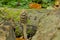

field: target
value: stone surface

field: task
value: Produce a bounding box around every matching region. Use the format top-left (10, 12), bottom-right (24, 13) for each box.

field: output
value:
top-left (31, 9), bottom-right (60, 40)
top-left (0, 23), bottom-right (16, 40)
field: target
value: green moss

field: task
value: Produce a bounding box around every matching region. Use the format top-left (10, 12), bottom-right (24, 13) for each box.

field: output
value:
top-left (0, 7), bottom-right (33, 24)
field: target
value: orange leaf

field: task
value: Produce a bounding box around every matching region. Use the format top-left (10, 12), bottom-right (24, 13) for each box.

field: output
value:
top-left (16, 36), bottom-right (25, 40)
top-left (29, 3), bottom-right (41, 9)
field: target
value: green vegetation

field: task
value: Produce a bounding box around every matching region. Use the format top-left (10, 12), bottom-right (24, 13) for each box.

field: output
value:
top-left (33, 0), bottom-right (55, 8)
top-left (0, 0), bottom-right (55, 8)
top-left (0, 0), bottom-right (32, 8)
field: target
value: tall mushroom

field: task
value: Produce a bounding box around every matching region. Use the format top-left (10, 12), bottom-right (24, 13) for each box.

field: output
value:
top-left (20, 10), bottom-right (28, 40)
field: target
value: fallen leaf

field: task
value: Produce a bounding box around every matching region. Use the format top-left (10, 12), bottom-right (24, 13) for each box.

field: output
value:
top-left (29, 3), bottom-right (42, 9)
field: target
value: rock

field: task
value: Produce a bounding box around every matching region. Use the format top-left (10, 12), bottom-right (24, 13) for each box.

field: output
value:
top-left (31, 10), bottom-right (60, 40)
top-left (0, 23), bottom-right (16, 40)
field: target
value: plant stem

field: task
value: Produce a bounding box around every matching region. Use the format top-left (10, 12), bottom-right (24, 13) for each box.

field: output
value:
top-left (23, 24), bottom-right (28, 40)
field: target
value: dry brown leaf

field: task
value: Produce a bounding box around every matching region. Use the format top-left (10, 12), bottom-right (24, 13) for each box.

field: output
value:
top-left (29, 3), bottom-right (41, 9)
top-left (16, 36), bottom-right (25, 40)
